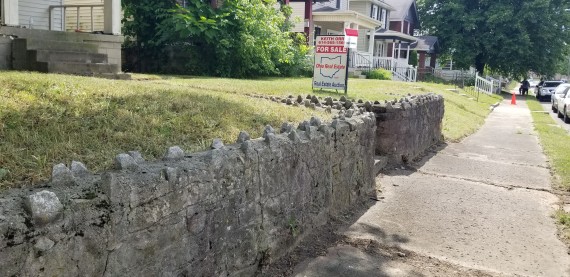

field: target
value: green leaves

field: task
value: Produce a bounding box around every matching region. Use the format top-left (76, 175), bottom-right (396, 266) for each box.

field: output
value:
top-left (418, 0), bottom-right (570, 77)
top-left (123, 0), bottom-right (308, 77)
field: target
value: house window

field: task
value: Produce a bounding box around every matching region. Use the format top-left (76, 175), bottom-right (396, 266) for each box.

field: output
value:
top-left (380, 9), bottom-right (387, 29)
top-left (371, 5), bottom-right (379, 20)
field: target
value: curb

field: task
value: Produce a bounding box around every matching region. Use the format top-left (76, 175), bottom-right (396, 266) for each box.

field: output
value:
top-left (489, 101), bottom-right (501, 112)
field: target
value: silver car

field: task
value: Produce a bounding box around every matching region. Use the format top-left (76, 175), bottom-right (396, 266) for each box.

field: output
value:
top-left (556, 89), bottom-right (570, 123)
top-left (551, 84), bottom-right (570, 112)
top-left (536, 81), bottom-right (563, 100)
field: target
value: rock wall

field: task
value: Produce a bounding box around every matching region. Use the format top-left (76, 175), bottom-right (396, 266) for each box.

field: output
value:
top-left (0, 112), bottom-right (377, 276)
top-left (371, 94), bottom-right (445, 164)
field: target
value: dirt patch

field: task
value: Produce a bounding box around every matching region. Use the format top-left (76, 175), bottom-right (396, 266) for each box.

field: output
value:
top-left (255, 200), bottom-right (373, 277)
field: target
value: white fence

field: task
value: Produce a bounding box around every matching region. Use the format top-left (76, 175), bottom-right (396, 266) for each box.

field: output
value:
top-left (475, 73), bottom-right (496, 94)
top-left (372, 57), bottom-right (417, 82)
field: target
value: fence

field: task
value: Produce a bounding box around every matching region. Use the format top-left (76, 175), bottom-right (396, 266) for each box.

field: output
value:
top-left (49, 4), bottom-right (104, 32)
top-left (371, 56), bottom-right (417, 82)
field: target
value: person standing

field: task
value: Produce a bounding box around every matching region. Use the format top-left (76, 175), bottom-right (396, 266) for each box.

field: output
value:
top-left (521, 79), bottom-right (530, 95)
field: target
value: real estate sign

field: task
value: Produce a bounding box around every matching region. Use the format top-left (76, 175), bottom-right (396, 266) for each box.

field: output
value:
top-left (312, 36), bottom-right (348, 90)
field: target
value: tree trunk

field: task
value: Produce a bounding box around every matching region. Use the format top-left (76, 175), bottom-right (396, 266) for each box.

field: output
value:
top-left (475, 54), bottom-right (485, 75)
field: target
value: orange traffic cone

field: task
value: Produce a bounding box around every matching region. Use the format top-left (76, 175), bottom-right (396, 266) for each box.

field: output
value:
top-left (511, 92), bottom-right (517, 105)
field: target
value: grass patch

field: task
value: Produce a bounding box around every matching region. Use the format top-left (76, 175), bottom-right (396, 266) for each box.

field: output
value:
top-left (526, 98), bottom-right (570, 189)
top-left (153, 75), bottom-right (502, 141)
top-left (555, 209), bottom-right (570, 240)
top-left (0, 72), bottom-right (501, 189)
top-left (0, 72), bottom-right (330, 190)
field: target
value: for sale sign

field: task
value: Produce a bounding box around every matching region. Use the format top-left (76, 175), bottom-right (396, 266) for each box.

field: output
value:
top-left (312, 36), bottom-right (348, 90)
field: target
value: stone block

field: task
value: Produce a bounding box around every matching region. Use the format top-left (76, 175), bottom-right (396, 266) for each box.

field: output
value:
top-left (24, 190), bottom-right (63, 226)
top-left (51, 163), bottom-right (75, 186)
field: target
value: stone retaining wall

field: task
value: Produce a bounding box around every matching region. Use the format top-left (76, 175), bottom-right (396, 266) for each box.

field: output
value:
top-left (0, 112), bottom-right (377, 276)
top-left (371, 94), bottom-right (445, 164)
top-left (0, 92), bottom-right (445, 276)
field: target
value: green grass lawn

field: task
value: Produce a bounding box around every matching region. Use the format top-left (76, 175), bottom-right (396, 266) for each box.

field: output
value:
top-left (526, 98), bottom-right (570, 190)
top-left (154, 75), bottom-right (502, 141)
top-left (0, 72), bottom-right (501, 190)
top-left (525, 98), bottom-right (570, 237)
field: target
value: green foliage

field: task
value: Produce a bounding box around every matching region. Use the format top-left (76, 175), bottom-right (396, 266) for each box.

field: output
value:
top-left (153, 0), bottom-right (310, 78)
top-left (122, 0), bottom-right (178, 70)
top-left (409, 50), bottom-right (418, 67)
top-left (418, 0), bottom-right (570, 77)
top-left (557, 210), bottom-right (570, 226)
top-left (365, 69), bottom-right (392, 80)
top-left (288, 216), bottom-right (299, 237)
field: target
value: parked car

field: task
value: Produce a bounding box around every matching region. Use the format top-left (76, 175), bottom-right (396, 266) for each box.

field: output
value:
top-left (536, 81), bottom-right (563, 100)
top-left (551, 84), bottom-right (570, 112)
top-left (557, 90), bottom-right (570, 123)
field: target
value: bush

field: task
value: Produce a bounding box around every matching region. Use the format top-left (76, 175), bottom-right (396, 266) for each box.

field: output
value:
top-left (365, 69), bottom-right (392, 80)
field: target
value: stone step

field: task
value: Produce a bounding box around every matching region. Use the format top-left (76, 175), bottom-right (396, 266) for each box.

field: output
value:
top-left (14, 38), bottom-right (99, 53)
top-left (30, 50), bottom-right (107, 64)
top-left (44, 62), bottom-right (120, 75)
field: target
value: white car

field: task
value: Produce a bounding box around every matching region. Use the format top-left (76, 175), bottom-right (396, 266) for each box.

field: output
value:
top-left (556, 90), bottom-right (570, 123)
top-left (551, 84), bottom-right (570, 112)
top-left (536, 81), bottom-right (563, 100)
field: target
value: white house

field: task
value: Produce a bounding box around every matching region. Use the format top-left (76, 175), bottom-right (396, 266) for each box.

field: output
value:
top-left (289, 0), bottom-right (421, 81)
top-left (0, 0), bottom-right (123, 76)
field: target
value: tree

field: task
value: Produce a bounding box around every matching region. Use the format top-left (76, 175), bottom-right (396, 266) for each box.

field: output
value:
top-left (125, 0), bottom-right (309, 77)
top-left (418, 0), bottom-right (570, 78)
top-left (122, 0), bottom-right (178, 71)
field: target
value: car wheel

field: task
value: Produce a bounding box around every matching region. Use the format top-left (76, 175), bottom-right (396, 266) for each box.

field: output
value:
top-left (558, 109), bottom-right (564, 118)
top-left (565, 107), bottom-right (570, 123)
top-left (552, 104), bottom-right (557, 112)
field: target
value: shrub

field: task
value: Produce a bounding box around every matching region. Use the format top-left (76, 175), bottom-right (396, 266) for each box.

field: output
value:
top-left (365, 69), bottom-right (392, 80)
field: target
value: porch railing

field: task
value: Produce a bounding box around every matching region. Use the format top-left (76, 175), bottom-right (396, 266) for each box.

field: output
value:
top-left (49, 4), bottom-right (104, 32)
top-left (349, 50), bottom-right (372, 69)
top-left (372, 57), bottom-right (417, 82)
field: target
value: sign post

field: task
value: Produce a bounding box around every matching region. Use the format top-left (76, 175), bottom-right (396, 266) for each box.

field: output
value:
top-left (311, 28), bottom-right (358, 94)
top-left (343, 28), bottom-right (358, 95)
top-left (312, 36), bottom-right (348, 91)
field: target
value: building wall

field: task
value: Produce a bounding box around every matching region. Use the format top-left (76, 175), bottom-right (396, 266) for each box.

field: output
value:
top-left (350, 1), bottom-right (367, 15)
top-left (19, 0), bottom-right (62, 30)
top-left (289, 1), bottom-right (305, 33)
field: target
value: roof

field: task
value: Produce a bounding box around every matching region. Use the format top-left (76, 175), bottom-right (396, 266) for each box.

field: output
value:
top-left (313, 10), bottom-right (383, 30)
top-left (383, 0), bottom-right (418, 22)
top-left (374, 29), bottom-right (417, 43)
top-left (313, 6), bottom-right (338, 12)
top-left (411, 36), bottom-right (439, 53)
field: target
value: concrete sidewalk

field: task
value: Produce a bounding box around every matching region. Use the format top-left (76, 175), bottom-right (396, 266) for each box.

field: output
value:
top-left (293, 99), bottom-right (570, 276)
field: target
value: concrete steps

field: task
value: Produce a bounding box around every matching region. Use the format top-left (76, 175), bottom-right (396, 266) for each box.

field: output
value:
top-left (30, 50), bottom-right (108, 64)
top-left (14, 38), bottom-right (99, 53)
top-left (12, 37), bottom-right (119, 75)
top-left (45, 62), bottom-right (120, 75)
